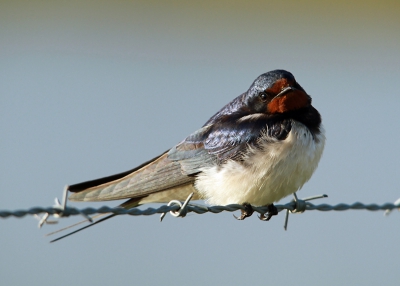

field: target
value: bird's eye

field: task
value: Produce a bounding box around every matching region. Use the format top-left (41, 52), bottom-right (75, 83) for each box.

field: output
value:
top-left (258, 91), bottom-right (269, 101)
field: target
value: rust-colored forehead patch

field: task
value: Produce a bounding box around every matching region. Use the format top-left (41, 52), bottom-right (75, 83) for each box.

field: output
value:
top-left (266, 78), bottom-right (291, 94)
top-left (267, 89), bottom-right (309, 114)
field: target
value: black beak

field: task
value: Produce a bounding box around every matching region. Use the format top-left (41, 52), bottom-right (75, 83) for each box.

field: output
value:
top-left (274, 86), bottom-right (294, 98)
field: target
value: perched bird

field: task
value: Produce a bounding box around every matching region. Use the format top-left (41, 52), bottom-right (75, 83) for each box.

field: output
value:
top-left (51, 69), bottom-right (325, 242)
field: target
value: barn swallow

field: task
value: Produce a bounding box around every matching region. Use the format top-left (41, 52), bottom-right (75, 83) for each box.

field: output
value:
top-left (51, 70), bottom-right (325, 242)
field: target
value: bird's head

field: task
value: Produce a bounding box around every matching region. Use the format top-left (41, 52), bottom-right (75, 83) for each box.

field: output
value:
top-left (245, 70), bottom-right (311, 115)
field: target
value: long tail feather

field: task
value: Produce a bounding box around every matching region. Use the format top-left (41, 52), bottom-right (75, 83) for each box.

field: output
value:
top-left (49, 214), bottom-right (116, 243)
top-left (47, 198), bottom-right (142, 243)
top-left (45, 213), bottom-right (108, 237)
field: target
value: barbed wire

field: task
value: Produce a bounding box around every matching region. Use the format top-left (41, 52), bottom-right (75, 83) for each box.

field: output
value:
top-left (1, 191), bottom-right (399, 228)
top-left (2, 199), bottom-right (400, 219)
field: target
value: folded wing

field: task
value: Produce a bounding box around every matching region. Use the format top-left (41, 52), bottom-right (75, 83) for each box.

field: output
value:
top-left (68, 152), bottom-right (194, 202)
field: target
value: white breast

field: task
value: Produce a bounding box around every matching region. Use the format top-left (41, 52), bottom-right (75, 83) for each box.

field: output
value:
top-left (195, 121), bottom-right (325, 206)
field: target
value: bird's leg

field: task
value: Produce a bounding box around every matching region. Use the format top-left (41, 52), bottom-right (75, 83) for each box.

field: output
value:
top-left (234, 203), bottom-right (254, 220)
top-left (259, 204), bottom-right (278, 221)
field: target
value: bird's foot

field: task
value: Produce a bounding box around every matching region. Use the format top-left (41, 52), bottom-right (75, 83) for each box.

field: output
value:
top-left (258, 204), bottom-right (278, 221)
top-left (233, 203), bottom-right (254, 220)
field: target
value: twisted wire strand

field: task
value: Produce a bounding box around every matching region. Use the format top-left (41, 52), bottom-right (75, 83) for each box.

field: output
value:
top-left (1, 201), bottom-right (399, 219)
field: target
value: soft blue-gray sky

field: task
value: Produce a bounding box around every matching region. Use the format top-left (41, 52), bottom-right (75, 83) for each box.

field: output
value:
top-left (1, 1), bottom-right (399, 285)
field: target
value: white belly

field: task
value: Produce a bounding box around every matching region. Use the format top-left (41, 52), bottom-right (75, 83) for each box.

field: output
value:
top-left (195, 121), bottom-right (325, 206)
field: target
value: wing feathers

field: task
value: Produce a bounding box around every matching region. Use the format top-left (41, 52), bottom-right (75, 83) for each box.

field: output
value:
top-left (68, 115), bottom-right (291, 203)
top-left (69, 153), bottom-right (194, 202)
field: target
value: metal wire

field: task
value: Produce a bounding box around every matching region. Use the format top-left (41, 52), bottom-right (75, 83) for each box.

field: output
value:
top-left (1, 190), bottom-right (399, 237)
top-left (1, 198), bottom-right (399, 219)
top-left (1, 183), bottom-right (399, 234)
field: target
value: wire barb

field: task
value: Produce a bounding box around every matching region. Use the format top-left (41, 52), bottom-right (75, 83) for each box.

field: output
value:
top-left (160, 192), bottom-right (194, 221)
top-left (283, 193), bottom-right (328, 230)
top-left (33, 213), bottom-right (58, 228)
top-left (36, 186), bottom-right (93, 228)
top-left (384, 197), bottom-right (400, 216)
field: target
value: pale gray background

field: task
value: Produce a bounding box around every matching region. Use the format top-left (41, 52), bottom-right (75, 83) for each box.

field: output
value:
top-left (1, 1), bottom-right (399, 285)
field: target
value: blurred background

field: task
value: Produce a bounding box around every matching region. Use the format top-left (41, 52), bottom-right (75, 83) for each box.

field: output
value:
top-left (1, 0), bottom-right (399, 285)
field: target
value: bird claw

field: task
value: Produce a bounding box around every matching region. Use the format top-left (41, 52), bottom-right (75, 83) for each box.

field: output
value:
top-left (233, 203), bottom-right (254, 220)
top-left (258, 204), bottom-right (278, 221)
